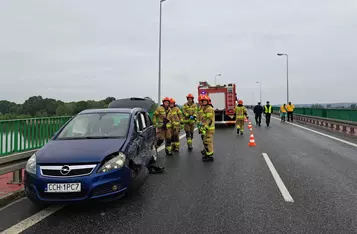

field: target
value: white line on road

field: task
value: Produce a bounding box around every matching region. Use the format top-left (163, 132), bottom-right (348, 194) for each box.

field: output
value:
top-left (1, 205), bottom-right (65, 234)
top-left (271, 116), bottom-right (357, 148)
top-left (262, 153), bottom-right (294, 203)
top-left (1, 129), bottom-right (196, 234)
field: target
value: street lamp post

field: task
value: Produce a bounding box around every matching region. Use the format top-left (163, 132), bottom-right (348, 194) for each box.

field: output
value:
top-left (215, 74), bottom-right (221, 85)
top-left (256, 81), bottom-right (262, 103)
top-left (277, 53), bottom-right (289, 104)
top-left (158, 0), bottom-right (167, 104)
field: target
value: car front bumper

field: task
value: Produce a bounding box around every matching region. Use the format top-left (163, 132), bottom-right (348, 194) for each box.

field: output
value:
top-left (24, 166), bottom-right (132, 203)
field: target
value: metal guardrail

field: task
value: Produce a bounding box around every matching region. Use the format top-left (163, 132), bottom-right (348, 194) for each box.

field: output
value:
top-left (293, 114), bottom-right (357, 136)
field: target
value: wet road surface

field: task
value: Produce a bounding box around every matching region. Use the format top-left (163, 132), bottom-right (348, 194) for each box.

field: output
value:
top-left (1, 112), bottom-right (357, 234)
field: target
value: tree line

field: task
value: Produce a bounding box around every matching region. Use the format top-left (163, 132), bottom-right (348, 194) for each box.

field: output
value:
top-left (0, 96), bottom-right (118, 120)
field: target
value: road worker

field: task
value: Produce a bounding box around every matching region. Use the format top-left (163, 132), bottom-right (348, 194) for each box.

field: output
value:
top-left (235, 100), bottom-right (248, 135)
top-left (200, 95), bottom-right (215, 161)
top-left (264, 101), bottom-right (272, 127)
top-left (169, 98), bottom-right (182, 152)
top-left (286, 102), bottom-right (295, 122)
top-left (153, 97), bottom-right (173, 156)
top-left (253, 102), bottom-right (263, 126)
top-left (280, 103), bottom-right (287, 122)
top-left (182, 94), bottom-right (197, 150)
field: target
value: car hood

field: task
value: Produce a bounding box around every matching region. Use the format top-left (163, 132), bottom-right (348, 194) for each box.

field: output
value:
top-left (36, 138), bottom-right (126, 164)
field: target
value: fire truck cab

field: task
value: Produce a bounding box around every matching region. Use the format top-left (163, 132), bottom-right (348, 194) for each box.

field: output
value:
top-left (198, 81), bottom-right (237, 126)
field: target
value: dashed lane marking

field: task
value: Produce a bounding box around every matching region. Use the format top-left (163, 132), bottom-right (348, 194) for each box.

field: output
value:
top-left (262, 153), bottom-right (294, 203)
top-left (271, 116), bottom-right (357, 148)
top-left (1, 129), bottom-right (197, 234)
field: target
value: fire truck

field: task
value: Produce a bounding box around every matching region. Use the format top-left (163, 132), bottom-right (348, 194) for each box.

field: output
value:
top-left (198, 81), bottom-right (237, 126)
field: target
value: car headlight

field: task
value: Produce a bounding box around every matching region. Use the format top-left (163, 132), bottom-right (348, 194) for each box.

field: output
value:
top-left (25, 153), bottom-right (37, 174)
top-left (98, 152), bottom-right (126, 174)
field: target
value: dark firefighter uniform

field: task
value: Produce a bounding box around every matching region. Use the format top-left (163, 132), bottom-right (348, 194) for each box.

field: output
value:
top-left (200, 95), bottom-right (215, 161)
top-left (182, 94), bottom-right (197, 150)
top-left (235, 100), bottom-right (248, 135)
top-left (153, 97), bottom-right (173, 155)
top-left (169, 98), bottom-right (182, 152)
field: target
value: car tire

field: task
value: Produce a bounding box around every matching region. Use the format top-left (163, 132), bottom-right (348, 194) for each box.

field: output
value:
top-left (126, 164), bottom-right (149, 196)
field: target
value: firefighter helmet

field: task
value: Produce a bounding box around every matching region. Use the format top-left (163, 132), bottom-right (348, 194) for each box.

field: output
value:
top-left (201, 95), bottom-right (209, 101)
top-left (170, 98), bottom-right (176, 104)
top-left (238, 100), bottom-right (243, 104)
top-left (186, 94), bottom-right (194, 99)
top-left (162, 97), bottom-right (170, 103)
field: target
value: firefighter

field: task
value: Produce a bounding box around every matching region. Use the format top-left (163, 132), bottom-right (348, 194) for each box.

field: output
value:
top-left (169, 98), bottom-right (182, 152)
top-left (235, 100), bottom-right (248, 135)
top-left (197, 94), bottom-right (205, 154)
top-left (153, 97), bottom-right (173, 156)
top-left (182, 94), bottom-right (197, 150)
top-left (200, 95), bottom-right (215, 161)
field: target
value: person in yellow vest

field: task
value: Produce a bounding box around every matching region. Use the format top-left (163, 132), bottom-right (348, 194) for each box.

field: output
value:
top-left (169, 98), bottom-right (182, 152)
top-left (286, 102), bottom-right (295, 122)
top-left (200, 95), bottom-right (215, 161)
top-left (264, 101), bottom-right (272, 127)
top-left (182, 94), bottom-right (197, 150)
top-left (153, 97), bottom-right (173, 156)
top-left (280, 103), bottom-right (287, 122)
top-left (235, 99), bottom-right (248, 135)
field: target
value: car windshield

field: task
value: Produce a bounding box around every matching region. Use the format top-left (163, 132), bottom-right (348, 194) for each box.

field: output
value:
top-left (56, 112), bottom-right (130, 139)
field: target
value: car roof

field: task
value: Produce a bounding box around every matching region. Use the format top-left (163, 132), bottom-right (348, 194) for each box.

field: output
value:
top-left (108, 97), bottom-right (155, 111)
top-left (78, 108), bottom-right (134, 115)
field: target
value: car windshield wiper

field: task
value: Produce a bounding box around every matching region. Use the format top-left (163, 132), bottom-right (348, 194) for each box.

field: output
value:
top-left (56, 136), bottom-right (123, 140)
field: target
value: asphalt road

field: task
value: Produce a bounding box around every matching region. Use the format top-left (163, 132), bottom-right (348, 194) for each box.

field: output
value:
top-left (1, 112), bottom-right (357, 234)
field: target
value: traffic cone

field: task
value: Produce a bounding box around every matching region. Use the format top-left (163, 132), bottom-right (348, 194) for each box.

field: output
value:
top-left (248, 131), bottom-right (256, 147)
top-left (248, 121), bottom-right (252, 130)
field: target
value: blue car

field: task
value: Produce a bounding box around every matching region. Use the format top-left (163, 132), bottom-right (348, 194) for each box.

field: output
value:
top-left (24, 99), bottom-right (163, 204)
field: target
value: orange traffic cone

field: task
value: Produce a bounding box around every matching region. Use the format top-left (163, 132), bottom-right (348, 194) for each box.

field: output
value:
top-left (248, 121), bottom-right (252, 130)
top-left (248, 131), bottom-right (256, 147)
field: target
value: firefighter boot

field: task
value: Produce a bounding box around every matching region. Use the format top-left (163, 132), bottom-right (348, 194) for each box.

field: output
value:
top-left (202, 155), bottom-right (214, 162)
top-left (236, 128), bottom-right (240, 135)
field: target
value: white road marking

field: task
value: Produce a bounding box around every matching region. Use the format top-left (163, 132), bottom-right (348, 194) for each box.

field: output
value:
top-left (262, 153), bottom-right (294, 203)
top-left (1, 129), bottom-right (196, 234)
top-left (0, 197), bottom-right (27, 212)
top-left (1, 205), bottom-right (65, 234)
top-left (271, 116), bottom-right (357, 148)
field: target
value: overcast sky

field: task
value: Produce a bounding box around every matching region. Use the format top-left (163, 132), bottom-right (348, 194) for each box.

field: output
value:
top-left (0, 0), bottom-right (356, 105)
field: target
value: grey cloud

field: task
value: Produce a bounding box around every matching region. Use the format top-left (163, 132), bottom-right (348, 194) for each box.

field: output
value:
top-left (0, 0), bottom-right (356, 105)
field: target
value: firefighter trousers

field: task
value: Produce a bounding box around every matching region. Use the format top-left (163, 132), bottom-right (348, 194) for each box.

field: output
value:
top-left (156, 128), bottom-right (172, 153)
top-left (184, 123), bottom-right (195, 146)
top-left (236, 119), bottom-right (245, 132)
top-left (171, 126), bottom-right (181, 150)
top-left (203, 130), bottom-right (214, 156)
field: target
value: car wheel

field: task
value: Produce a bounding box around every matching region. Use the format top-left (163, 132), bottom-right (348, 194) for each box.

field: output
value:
top-left (126, 164), bottom-right (149, 196)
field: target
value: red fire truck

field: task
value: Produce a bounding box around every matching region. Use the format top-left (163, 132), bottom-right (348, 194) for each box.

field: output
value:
top-left (198, 81), bottom-right (237, 126)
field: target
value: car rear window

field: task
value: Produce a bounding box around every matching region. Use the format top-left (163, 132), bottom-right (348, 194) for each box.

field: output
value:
top-left (56, 113), bottom-right (131, 139)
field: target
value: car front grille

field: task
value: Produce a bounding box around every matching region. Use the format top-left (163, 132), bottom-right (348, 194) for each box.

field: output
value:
top-left (40, 164), bottom-right (97, 178)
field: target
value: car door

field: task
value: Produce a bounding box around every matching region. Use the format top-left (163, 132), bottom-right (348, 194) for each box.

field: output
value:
top-left (138, 111), bottom-right (152, 165)
top-left (131, 112), bottom-right (145, 164)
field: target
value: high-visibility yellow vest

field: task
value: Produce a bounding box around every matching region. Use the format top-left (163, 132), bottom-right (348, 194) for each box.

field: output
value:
top-left (286, 104), bottom-right (294, 112)
top-left (280, 105), bottom-right (287, 113)
top-left (264, 105), bottom-right (272, 114)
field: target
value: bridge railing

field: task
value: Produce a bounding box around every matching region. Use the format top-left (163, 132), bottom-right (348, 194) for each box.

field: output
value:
top-left (0, 116), bottom-right (72, 156)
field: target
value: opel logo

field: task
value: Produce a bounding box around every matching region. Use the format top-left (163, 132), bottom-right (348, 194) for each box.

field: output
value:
top-left (60, 165), bottom-right (71, 175)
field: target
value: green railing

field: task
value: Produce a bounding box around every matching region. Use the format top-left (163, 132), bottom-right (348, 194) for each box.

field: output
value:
top-left (0, 116), bottom-right (72, 156)
top-left (272, 107), bottom-right (357, 122)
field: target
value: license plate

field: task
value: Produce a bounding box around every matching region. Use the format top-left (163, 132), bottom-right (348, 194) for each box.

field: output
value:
top-left (46, 183), bottom-right (81, 193)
